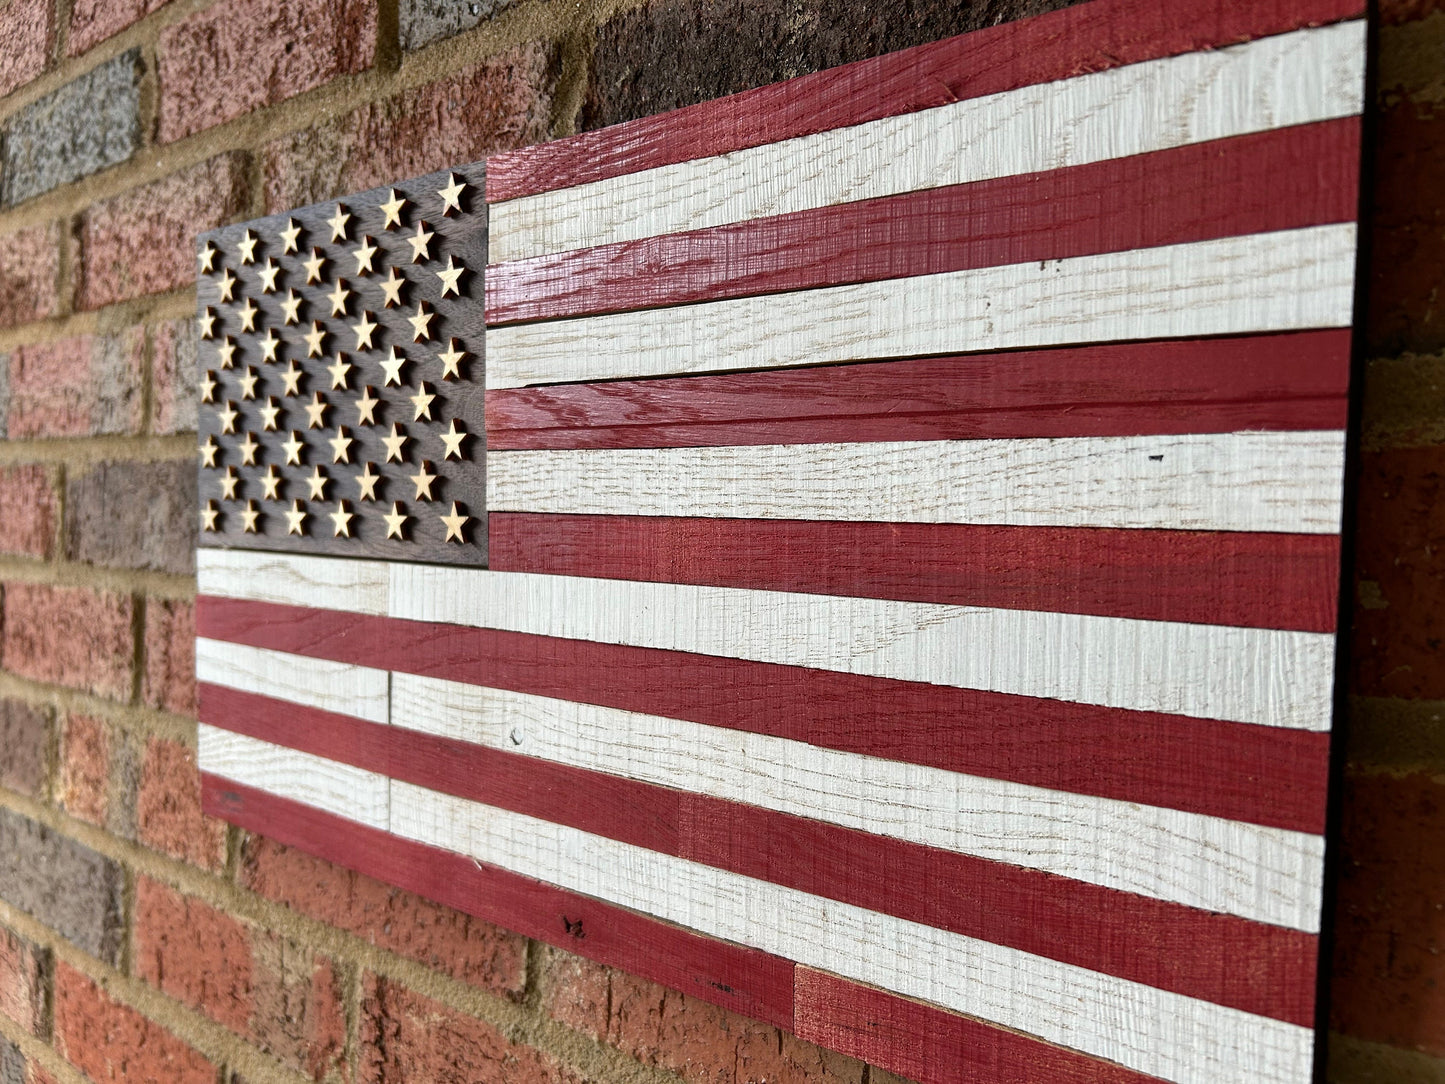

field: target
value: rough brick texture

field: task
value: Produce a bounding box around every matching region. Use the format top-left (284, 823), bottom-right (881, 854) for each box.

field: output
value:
top-left (0, 928), bottom-right (47, 1037)
top-left (0, 700), bottom-right (49, 798)
top-left (0, 808), bottom-right (123, 962)
top-left (157, 0), bottom-right (379, 143)
top-left (149, 318), bottom-right (199, 436)
top-left (0, 1040), bottom-right (21, 1084)
top-left (77, 153), bottom-right (250, 310)
top-left (2, 583), bottom-right (134, 701)
top-left (0, 51), bottom-right (142, 207)
top-left (65, 460), bottom-right (197, 575)
top-left (6, 332), bottom-right (144, 439)
top-left (0, 223), bottom-right (60, 330)
top-left (67, 0), bottom-right (167, 56)
top-left (136, 737), bottom-right (225, 871)
top-left (401, 0), bottom-right (514, 51)
top-left (263, 43), bottom-right (556, 211)
top-left (58, 715), bottom-right (110, 829)
top-left (0, 0), bottom-right (52, 99)
top-left (141, 600), bottom-right (196, 716)
top-left (0, 465), bottom-right (55, 558)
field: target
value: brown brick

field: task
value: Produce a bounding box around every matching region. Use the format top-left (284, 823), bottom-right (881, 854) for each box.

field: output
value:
top-left (58, 714), bottom-right (109, 829)
top-left (0, 466), bottom-right (56, 558)
top-left (53, 960), bottom-right (217, 1084)
top-left (77, 153), bottom-right (249, 311)
top-left (0, 0), bottom-right (52, 99)
top-left (68, 0), bottom-right (167, 56)
top-left (157, 0), bottom-right (378, 144)
top-left (241, 836), bottom-right (526, 995)
top-left (0, 808), bottom-right (123, 962)
top-left (361, 975), bottom-right (582, 1084)
top-left (137, 738), bottom-right (226, 872)
top-left (2, 583), bottom-right (134, 701)
top-left (7, 332), bottom-right (144, 439)
top-left (0, 223), bottom-right (59, 330)
top-left (0, 928), bottom-right (47, 1037)
top-left (142, 600), bottom-right (196, 717)
top-left (150, 318), bottom-right (199, 436)
top-left (0, 700), bottom-right (50, 798)
top-left (65, 459), bottom-right (196, 575)
top-left (263, 44), bottom-right (555, 211)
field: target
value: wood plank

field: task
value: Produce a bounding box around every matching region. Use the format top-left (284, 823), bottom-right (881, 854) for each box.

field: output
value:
top-left (197, 548), bottom-right (390, 615)
top-left (487, 515), bottom-right (1342, 632)
top-left (486, 431), bottom-right (1347, 535)
top-left (196, 598), bottom-right (1332, 833)
top-left (486, 122), bottom-right (1359, 323)
top-left (485, 0), bottom-right (1364, 202)
top-left (196, 637), bottom-right (390, 723)
top-left (199, 680), bottom-right (1319, 1023)
top-left (201, 774), bottom-right (798, 1029)
top-left (485, 226), bottom-right (1358, 388)
top-left (487, 25), bottom-right (1364, 263)
top-left (484, 332), bottom-right (1352, 449)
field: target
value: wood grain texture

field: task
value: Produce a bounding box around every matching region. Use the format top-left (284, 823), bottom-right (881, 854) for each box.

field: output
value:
top-left (196, 597), bottom-right (1332, 834)
top-left (196, 637), bottom-right (390, 723)
top-left (198, 680), bottom-right (1319, 1023)
top-left (487, 24), bottom-right (1364, 263)
top-left (198, 549), bottom-right (390, 614)
top-left (486, 122), bottom-right (1359, 323)
top-left (484, 332), bottom-right (1352, 450)
top-left (484, 0), bottom-right (1364, 202)
top-left (487, 515), bottom-right (1342, 632)
top-left (485, 226), bottom-right (1357, 388)
top-left (486, 432), bottom-right (1347, 535)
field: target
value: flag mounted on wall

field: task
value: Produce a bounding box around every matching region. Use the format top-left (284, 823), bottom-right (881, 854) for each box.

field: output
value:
top-left (194, 0), bottom-right (1368, 1080)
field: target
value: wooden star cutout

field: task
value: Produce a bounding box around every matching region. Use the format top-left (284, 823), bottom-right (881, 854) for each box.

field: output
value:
top-left (351, 311), bottom-right (378, 351)
top-left (330, 500), bottom-right (356, 538)
top-left (237, 367), bottom-right (260, 399)
top-left (259, 465), bottom-right (283, 500)
top-left (280, 218), bottom-right (303, 255)
top-left (410, 382), bottom-right (436, 422)
top-left (381, 423), bottom-right (408, 463)
top-left (379, 267), bottom-right (406, 308)
top-left (219, 465), bottom-right (241, 500)
top-left (327, 355), bottom-right (353, 390)
top-left (200, 371), bottom-right (218, 404)
top-left (304, 321), bottom-right (328, 358)
top-left (216, 337), bottom-right (238, 369)
top-left (216, 401), bottom-right (240, 435)
top-left (199, 436), bottom-right (220, 467)
top-left (258, 257), bottom-right (282, 293)
top-left (327, 279), bottom-right (351, 317)
top-left (435, 256), bottom-right (464, 298)
top-left (380, 189), bottom-right (408, 230)
top-left (304, 391), bottom-right (329, 429)
top-left (437, 340), bottom-right (467, 381)
top-left (259, 329), bottom-right (282, 363)
top-left (198, 308), bottom-right (218, 339)
top-left (438, 418), bottom-right (468, 461)
top-left (379, 347), bottom-right (406, 386)
top-left (329, 427), bottom-right (355, 464)
top-left (258, 397), bottom-right (282, 431)
top-left (327, 204), bottom-right (351, 242)
top-left (240, 500), bottom-right (261, 533)
top-left (303, 248), bottom-right (327, 284)
top-left (407, 301), bottom-right (435, 342)
top-left (237, 229), bottom-right (259, 264)
top-left (409, 460), bottom-right (438, 500)
top-left (353, 236), bottom-right (379, 276)
top-left (355, 462), bottom-right (381, 501)
top-left (237, 298), bottom-right (259, 333)
top-left (383, 502), bottom-right (410, 540)
top-left (354, 385), bottom-right (381, 425)
top-left (407, 221), bottom-right (434, 263)
top-left (437, 173), bottom-right (466, 216)
top-left (280, 289), bottom-right (303, 325)
top-left (200, 500), bottom-right (220, 532)
top-left (198, 242), bottom-right (220, 273)
top-left (237, 432), bottom-right (261, 466)
top-left (282, 431), bottom-right (306, 466)
top-left (285, 500), bottom-right (308, 536)
top-left (305, 465), bottom-right (330, 500)
top-left (217, 268), bottom-right (238, 302)
top-left (280, 361), bottom-right (304, 397)
top-left (440, 502), bottom-right (470, 543)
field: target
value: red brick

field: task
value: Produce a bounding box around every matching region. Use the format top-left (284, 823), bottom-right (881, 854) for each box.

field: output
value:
top-left (1332, 770), bottom-right (1445, 1056)
top-left (361, 975), bottom-right (582, 1084)
top-left (0, 0), bottom-right (52, 99)
top-left (28, 1063), bottom-right (60, 1084)
top-left (149, 318), bottom-right (198, 436)
top-left (59, 714), bottom-right (110, 829)
top-left (156, 0), bottom-right (378, 144)
top-left (0, 465), bottom-right (55, 558)
top-left (263, 43), bottom-right (555, 211)
top-left (241, 835), bottom-right (526, 996)
top-left (77, 153), bottom-right (249, 311)
top-left (2, 583), bottom-right (134, 701)
top-left (53, 960), bottom-right (217, 1084)
top-left (137, 738), bottom-right (226, 872)
top-left (68, 0), bottom-right (166, 56)
top-left (6, 331), bottom-right (143, 439)
top-left (142, 599), bottom-right (196, 716)
top-left (0, 223), bottom-right (59, 329)
top-left (546, 954), bottom-right (863, 1084)
top-left (0, 927), bottom-right (46, 1037)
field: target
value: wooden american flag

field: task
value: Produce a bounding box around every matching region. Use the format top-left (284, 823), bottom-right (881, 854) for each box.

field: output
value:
top-left (195, 0), bottom-right (1367, 1080)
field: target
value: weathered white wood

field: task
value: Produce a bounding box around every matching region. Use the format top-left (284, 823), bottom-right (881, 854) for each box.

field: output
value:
top-left (380, 779), bottom-right (1313, 1084)
top-left (197, 726), bottom-right (391, 829)
top-left (197, 639), bottom-right (391, 724)
top-left (389, 672), bottom-right (1324, 929)
top-left (486, 225), bottom-right (1357, 388)
top-left (197, 548), bottom-right (390, 616)
top-left (488, 22), bottom-right (1365, 263)
top-left (487, 431), bottom-right (1347, 535)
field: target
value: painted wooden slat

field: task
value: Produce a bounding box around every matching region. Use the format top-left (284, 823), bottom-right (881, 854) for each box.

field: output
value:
top-left (196, 598), bottom-right (1332, 834)
top-left (484, 332), bottom-right (1353, 450)
top-left (486, 122), bottom-right (1360, 323)
top-left (486, 227), bottom-right (1358, 388)
top-left (487, 515), bottom-right (1343, 632)
top-left (199, 681), bottom-right (1318, 1024)
top-left (485, 0), bottom-right (1364, 202)
top-left (196, 548), bottom-right (390, 616)
top-left (487, 24), bottom-right (1364, 263)
top-left (195, 638), bottom-right (390, 724)
top-left (487, 432), bottom-right (1347, 535)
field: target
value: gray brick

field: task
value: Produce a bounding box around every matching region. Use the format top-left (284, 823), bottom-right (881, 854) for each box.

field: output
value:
top-left (400, 0), bottom-right (514, 50)
top-left (0, 699), bottom-right (51, 798)
top-left (1, 50), bottom-right (142, 207)
top-left (65, 459), bottom-right (197, 575)
top-left (0, 807), bottom-right (124, 963)
top-left (0, 1039), bottom-right (22, 1084)
top-left (0, 353), bottom-right (9, 439)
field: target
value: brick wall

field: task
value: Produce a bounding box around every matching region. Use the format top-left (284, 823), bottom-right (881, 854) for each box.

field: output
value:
top-left (0, 0), bottom-right (1435, 1082)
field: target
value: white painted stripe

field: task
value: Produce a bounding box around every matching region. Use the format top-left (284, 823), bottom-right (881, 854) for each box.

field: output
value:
top-left (388, 671), bottom-right (1323, 930)
top-left (489, 22), bottom-right (1365, 263)
top-left (195, 550), bottom-right (1339, 731)
top-left (487, 226), bottom-right (1357, 388)
top-left (196, 638), bottom-right (391, 724)
top-left (196, 548), bottom-right (389, 616)
top-left (487, 431), bottom-right (1347, 535)
top-left (197, 726), bottom-right (390, 829)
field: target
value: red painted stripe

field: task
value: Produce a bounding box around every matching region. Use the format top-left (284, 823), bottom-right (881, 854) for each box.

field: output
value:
top-left (485, 0), bottom-right (1364, 203)
top-left (196, 598), bottom-right (1331, 834)
top-left (200, 684), bottom-right (1318, 1025)
top-left (484, 332), bottom-right (1352, 450)
top-left (794, 968), bottom-right (1166, 1084)
top-left (488, 516), bottom-right (1341, 633)
top-left (485, 122), bottom-right (1359, 322)
top-left (201, 773), bottom-right (797, 1028)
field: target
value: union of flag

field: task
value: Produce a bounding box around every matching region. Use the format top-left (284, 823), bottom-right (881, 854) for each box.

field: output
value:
top-left (194, 1), bottom-right (1367, 1080)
